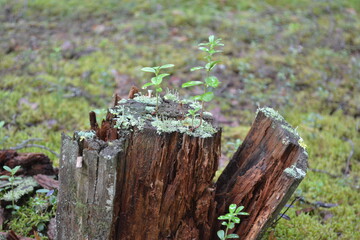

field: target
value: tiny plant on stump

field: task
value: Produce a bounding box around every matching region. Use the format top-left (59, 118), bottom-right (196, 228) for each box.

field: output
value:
top-left (217, 204), bottom-right (249, 239)
top-left (182, 35), bottom-right (223, 127)
top-left (141, 64), bottom-right (174, 112)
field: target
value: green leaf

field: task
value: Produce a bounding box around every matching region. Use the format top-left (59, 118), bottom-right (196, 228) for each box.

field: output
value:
top-left (156, 87), bottom-right (163, 93)
top-left (0, 175), bottom-right (9, 179)
top-left (182, 81), bottom-right (203, 88)
top-left (3, 166), bottom-right (11, 172)
top-left (198, 42), bottom-right (210, 46)
top-left (142, 82), bottom-right (154, 89)
top-left (0, 121), bottom-right (4, 128)
top-left (190, 66), bottom-right (204, 72)
top-left (36, 189), bottom-right (50, 194)
top-left (228, 222), bottom-right (235, 229)
top-left (151, 77), bottom-right (161, 85)
top-left (218, 215), bottom-right (229, 220)
top-left (192, 95), bottom-right (203, 101)
top-left (199, 47), bottom-right (209, 52)
top-left (141, 67), bottom-right (156, 73)
top-left (229, 204), bottom-right (237, 213)
top-left (159, 64), bottom-right (174, 69)
top-left (226, 234), bottom-right (239, 239)
top-left (157, 73), bottom-right (170, 80)
top-left (232, 217), bottom-right (240, 223)
top-left (235, 206), bottom-right (244, 213)
top-left (205, 76), bottom-right (220, 88)
top-left (209, 60), bottom-right (221, 70)
top-left (238, 212), bottom-right (249, 215)
top-left (209, 35), bottom-right (215, 43)
top-left (13, 166), bottom-right (21, 173)
top-left (217, 230), bottom-right (225, 240)
top-left (201, 92), bottom-right (214, 102)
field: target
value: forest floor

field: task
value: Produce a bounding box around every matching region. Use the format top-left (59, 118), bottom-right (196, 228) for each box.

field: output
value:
top-left (0, 0), bottom-right (359, 239)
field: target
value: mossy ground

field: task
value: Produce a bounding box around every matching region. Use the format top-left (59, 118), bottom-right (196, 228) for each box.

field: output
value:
top-left (0, 0), bottom-right (359, 239)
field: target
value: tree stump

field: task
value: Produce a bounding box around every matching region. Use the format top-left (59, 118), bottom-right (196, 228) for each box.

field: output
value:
top-left (56, 93), bottom-right (308, 240)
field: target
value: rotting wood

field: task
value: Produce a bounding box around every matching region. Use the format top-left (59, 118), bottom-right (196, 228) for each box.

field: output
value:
top-left (56, 88), bottom-right (307, 240)
top-left (0, 150), bottom-right (57, 176)
top-left (213, 108), bottom-right (308, 240)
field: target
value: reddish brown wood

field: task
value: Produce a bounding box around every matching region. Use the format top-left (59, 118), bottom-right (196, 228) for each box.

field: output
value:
top-left (213, 109), bottom-right (308, 239)
top-left (57, 100), bottom-right (307, 240)
top-left (128, 86), bottom-right (139, 99)
top-left (111, 130), bottom-right (221, 240)
top-left (0, 150), bottom-right (56, 176)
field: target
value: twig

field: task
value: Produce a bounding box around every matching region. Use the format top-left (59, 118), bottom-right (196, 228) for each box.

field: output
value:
top-left (9, 138), bottom-right (59, 158)
top-left (272, 197), bottom-right (299, 226)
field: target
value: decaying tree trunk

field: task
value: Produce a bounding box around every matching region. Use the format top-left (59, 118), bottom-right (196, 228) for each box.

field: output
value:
top-left (56, 92), bottom-right (308, 240)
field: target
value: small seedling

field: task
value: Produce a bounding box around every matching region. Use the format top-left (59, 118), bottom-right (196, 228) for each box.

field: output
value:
top-left (0, 166), bottom-right (22, 211)
top-left (217, 204), bottom-right (249, 239)
top-left (182, 35), bottom-right (223, 127)
top-left (141, 64), bottom-right (174, 111)
top-left (186, 106), bottom-right (201, 127)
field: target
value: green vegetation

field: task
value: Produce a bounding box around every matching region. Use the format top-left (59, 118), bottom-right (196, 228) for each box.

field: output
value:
top-left (141, 64), bottom-right (174, 111)
top-left (9, 189), bottom-right (57, 238)
top-left (0, 0), bottom-right (359, 238)
top-left (0, 166), bottom-right (22, 211)
top-left (217, 204), bottom-right (249, 239)
top-left (183, 35), bottom-right (223, 126)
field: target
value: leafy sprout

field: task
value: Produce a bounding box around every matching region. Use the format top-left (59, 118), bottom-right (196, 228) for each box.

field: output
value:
top-left (182, 35), bottom-right (223, 127)
top-left (0, 166), bottom-right (22, 212)
top-left (141, 64), bottom-right (174, 112)
top-left (217, 204), bottom-right (249, 240)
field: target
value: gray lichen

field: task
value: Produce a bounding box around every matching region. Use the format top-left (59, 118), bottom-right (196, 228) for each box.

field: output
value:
top-left (257, 107), bottom-right (285, 123)
top-left (151, 117), bottom-right (217, 138)
top-left (284, 164), bottom-right (306, 179)
top-left (133, 95), bottom-right (158, 105)
top-left (77, 130), bottom-right (96, 140)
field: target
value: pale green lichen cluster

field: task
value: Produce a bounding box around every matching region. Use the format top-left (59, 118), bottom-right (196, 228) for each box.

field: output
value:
top-left (281, 124), bottom-right (300, 137)
top-left (111, 106), bottom-right (145, 131)
top-left (151, 117), bottom-right (217, 138)
top-left (284, 164), bottom-right (306, 179)
top-left (77, 130), bottom-right (96, 141)
top-left (164, 89), bottom-right (180, 102)
top-left (108, 95), bottom-right (217, 138)
top-left (133, 95), bottom-right (158, 105)
top-left (257, 107), bottom-right (285, 122)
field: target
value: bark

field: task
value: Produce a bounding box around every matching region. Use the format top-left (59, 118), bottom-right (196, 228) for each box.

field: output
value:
top-left (213, 109), bottom-right (308, 239)
top-left (56, 93), bottom-right (307, 240)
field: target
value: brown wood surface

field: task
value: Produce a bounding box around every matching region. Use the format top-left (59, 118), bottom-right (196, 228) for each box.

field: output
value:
top-left (0, 150), bottom-right (56, 176)
top-left (214, 110), bottom-right (308, 239)
top-left (56, 100), bottom-right (307, 240)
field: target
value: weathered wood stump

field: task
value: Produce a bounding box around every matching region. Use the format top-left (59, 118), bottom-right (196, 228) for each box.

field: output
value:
top-left (56, 93), bottom-right (307, 240)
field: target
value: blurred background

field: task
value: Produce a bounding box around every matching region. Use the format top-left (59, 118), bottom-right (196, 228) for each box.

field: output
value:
top-left (0, 0), bottom-right (359, 239)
